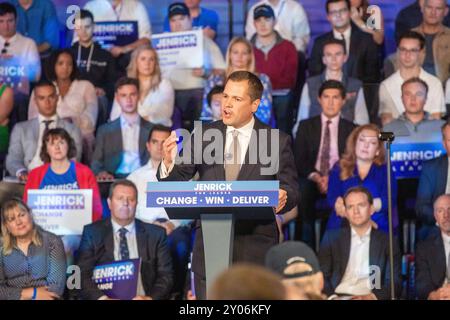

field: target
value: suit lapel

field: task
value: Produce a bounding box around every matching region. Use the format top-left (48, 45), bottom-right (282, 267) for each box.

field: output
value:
top-left (312, 116), bottom-right (322, 163)
top-left (103, 219), bottom-right (115, 262)
top-left (433, 232), bottom-right (447, 280)
top-left (345, 25), bottom-right (358, 76)
top-left (337, 119), bottom-right (346, 155)
top-left (237, 118), bottom-right (261, 181)
top-left (135, 220), bottom-right (148, 261)
top-left (138, 118), bottom-right (149, 165)
top-left (369, 229), bottom-right (381, 271)
top-left (338, 228), bottom-right (351, 279)
top-left (439, 156), bottom-right (448, 195)
top-left (213, 121), bottom-right (227, 180)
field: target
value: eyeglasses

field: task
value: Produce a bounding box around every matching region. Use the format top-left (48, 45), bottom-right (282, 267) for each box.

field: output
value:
top-left (328, 8), bottom-right (349, 17)
top-left (398, 47), bottom-right (421, 54)
top-left (1, 42), bottom-right (9, 54)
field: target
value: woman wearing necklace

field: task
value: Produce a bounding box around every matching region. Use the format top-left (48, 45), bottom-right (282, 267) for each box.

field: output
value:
top-left (28, 49), bottom-right (98, 164)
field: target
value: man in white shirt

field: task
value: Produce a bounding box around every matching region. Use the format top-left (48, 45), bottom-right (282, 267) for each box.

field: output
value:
top-left (165, 2), bottom-right (225, 131)
top-left (379, 30), bottom-right (445, 125)
top-left (127, 124), bottom-right (192, 298)
top-left (319, 186), bottom-right (401, 300)
top-left (416, 194), bottom-right (450, 300)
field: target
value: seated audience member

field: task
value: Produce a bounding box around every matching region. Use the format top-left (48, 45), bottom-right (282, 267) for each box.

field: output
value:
top-left (319, 186), bottom-right (402, 300)
top-left (416, 122), bottom-right (450, 240)
top-left (446, 77), bottom-right (450, 115)
top-left (349, 0), bottom-right (384, 45)
top-left (0, 83), bottom-right (13, 154)
top-left (201, 37), bottom-right (272, 125)
top-left (395, 0), bottom-right (450, 43)
top-left (250, 4), bottom-right (298, 134)
top-left (209, 263), bottom-right (286, 300)
top-left (28, 49), bottom-right (98, 163)
top-left (109, 45), bottom-right (174, 127)
top-left (203, 85), bottom-right (223, 122)
top-left (0, 198), bottom-right (67, 300)
top-left (9, 0), bottom-right (59, 56)
top-left (411, 0), bottom-right (450, 83)
top-left (327, 124), bottom-right (398, 233)
top-left (164, 0), bottom-right (219, 40)
top-left (91, 77), bottom-right (153, 180)
top-left (127, 124), bottom-right (191, 297)
top-left (308, 0), bottom-right (381, 120)
top-left (293, 38), bottom-right (368, 136)
top-left (165, 2), bottom-right (225, 131)
top-left (1, 80), bottom-right (82, 203)
top-left (76, 179), bottom-right (173, 300)
top-left (294, 80), bottom-right (356, 246)
top-left (265, 241), bottom-right (326, 300)
top-left (378, 31), bottom-right (445, 125)
top-left (23, 128), bottom-right (102, 221)
top-left (416, 194), bottom-right (450, 300)
top-left (79, 0), bottom-right (151, 71)
top-left (70, 9), bottom-right (117, 125)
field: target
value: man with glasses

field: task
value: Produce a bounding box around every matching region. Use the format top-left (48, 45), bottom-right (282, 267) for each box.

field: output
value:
top-left (308, 0), bottom-right (380, 122)
top-left (378, 31), bottom-right (445, 125)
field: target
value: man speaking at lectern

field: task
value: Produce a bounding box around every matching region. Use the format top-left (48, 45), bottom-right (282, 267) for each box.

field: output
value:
top-left (157, 70), bottom-right (299, 299)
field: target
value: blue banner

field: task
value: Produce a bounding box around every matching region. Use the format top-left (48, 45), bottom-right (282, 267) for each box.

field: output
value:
top-left (93, 259), bottom-right (141, 300)
top-left (391, 142), bottom-right (446, 179)
top-left (93, 21), bottom-right (138, 49)
top-left (146, 181), bottom-right (279, 208)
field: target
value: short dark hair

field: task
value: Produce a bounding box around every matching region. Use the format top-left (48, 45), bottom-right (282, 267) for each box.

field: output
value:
top-left (343, 186), bottom-right (374, 206)
top-left (34, 79), bottom-right (56, 92)
top-left (40, 128), bottom-right (77, 163)
top-left (323, 38), bottom-right (347, 55)
top-left (225, 71), bottom-right (263, 102)
top-left (441, 121), bottom-right (450, 137)
top-left (45, 49), bottom-right (79, 82)
top-left (318, 80), bottom-right (346, 99)
top-left (207, 85), bottom-right (224, 107)
top-left (78, 9), bottom-right (94, 22)
top-left (326, 0), bottom-right (350, 13)
top-left (401, 77), bottom-right (429, 96)
top-left (147, 124), bottom-right (171, 142)
top-left (108, 179), bottom-right (138, 200)
top-left (0, 2), bottom-right (17, 19)
top-left (115, 77), bottom-right (140, 92)
top-left (398, 31), bottom-right (426, 50)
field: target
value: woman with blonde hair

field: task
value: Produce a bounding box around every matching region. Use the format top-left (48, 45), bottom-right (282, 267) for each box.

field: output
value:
top-left (110, 45), bottom-right (175, 127)
top-left (200, 36), bottom-right (273, 125)
top-left (0, 198), bottom-right (66, 300)
top-left (326, 124), bottom-right (398, 233)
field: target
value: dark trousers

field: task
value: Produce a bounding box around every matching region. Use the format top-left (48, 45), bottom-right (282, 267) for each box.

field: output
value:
top-left (168, 225), bottom-right (193, 298)
top-left (273, 93), bottom-right (293, 135)
top-left (175, 89), bottom-right (204, 132)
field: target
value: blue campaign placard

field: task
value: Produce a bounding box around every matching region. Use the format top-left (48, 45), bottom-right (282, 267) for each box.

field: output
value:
top-left (146, 181), bottom-right (279, 208)
top-left (93, 259), bottom-right (141, 300)
top-left (93, 21), bottom-right (138, 49)
top-left (391, 142), bottom-right (446, 179)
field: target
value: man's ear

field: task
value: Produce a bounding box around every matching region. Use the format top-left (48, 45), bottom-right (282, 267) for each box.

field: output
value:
top-left (251, 98), bottom-right (260, 113)
top-left (107, 198), bottom-right (112, 211)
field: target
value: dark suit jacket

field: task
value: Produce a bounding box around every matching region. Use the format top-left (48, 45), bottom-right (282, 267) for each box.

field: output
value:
top-left (294, 115), bottom-right (356, 178)
top-left (416, 155), bottom-right (448, 226)
top-left (157, 117), bottom-right (299, 276)
top-left (308, 24), bottom-right (381, 84)
top-left (91, 117), bottom-right (153, 176)
top-left (318, 227), bottom-right (402, 300)
top-left (415, 229), bottom-right (447, 300)
top-left (76, 218), bottom-right (173, 300)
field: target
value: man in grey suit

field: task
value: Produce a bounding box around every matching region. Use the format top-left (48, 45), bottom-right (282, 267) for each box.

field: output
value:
top-left (0, 79), bottom-right (82, 202)
top-left (91, 77), bottom-right (153, 180)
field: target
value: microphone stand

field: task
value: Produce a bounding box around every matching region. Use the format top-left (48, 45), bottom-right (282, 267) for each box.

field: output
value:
top-left (379, 131), bottom-right (396, 300)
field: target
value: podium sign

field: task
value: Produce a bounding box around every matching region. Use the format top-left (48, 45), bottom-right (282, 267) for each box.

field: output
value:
top-left (27, 189), bottom-right (93, 235)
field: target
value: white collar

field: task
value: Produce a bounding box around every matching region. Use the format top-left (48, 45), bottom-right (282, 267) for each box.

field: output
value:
top-left (0, 33), bottom-right (18, 44)
top-left (333, 26), bottom-right (351, 40)
top-left (120, 114), bottom-right (140, 127)
top-left (320, 112), bottom-right (340, 124)
top-left (442, 231), bottom-right (450, 244)
top-left (38, 114), bottom-right (58, 123)
top-left (351, 226), bottom-right (372, 242)
top-left (111, 218), bottom-right (136, 235)
top-left (226, 117), bottom-right (255, 138)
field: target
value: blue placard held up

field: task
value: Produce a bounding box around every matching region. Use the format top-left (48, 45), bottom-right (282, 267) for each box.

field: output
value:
top-left (93, 21), bottom-right (138, 49)
top-left (146, 180), bottom-right (279, 208)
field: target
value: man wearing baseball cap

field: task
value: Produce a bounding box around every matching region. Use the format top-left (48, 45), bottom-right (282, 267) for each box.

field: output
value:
top-left (265, 241), bottom-right (326, 300)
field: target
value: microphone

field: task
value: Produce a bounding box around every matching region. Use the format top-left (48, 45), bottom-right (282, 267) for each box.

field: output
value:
top-left (378, 131), bottom-right (395, 142)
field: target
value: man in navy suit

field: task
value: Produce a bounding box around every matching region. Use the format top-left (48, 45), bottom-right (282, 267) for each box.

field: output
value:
top-left (318, 186), bottom-right (401, 299)
top-left (416, 194), bottom-right (450, 300)
top-left (416, 122), bottom-right (450, 240)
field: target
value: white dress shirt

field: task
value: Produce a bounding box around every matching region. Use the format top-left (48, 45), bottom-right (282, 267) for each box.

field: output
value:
top-left (111, 219), bottom-right (145, 297)
top-left (333, 27), bottom-right (351, 57)
top-left (27, 114), bottom-right (58, 173)
top-left (245, 0), bottom-right (310, 52)
top-left (335, 227), bottom-right (372, 296)
top-left (442, 232), bottom-right (450, 285)
top-left (116, 114), bottom-right (141, 175)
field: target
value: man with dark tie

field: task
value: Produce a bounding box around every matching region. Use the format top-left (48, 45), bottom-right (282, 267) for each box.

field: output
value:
top-left (416, 194), bottom-right (450, 300)
top-left (294, 80), bottom-right (356, 247)
top-left (158, 70), bottom-right (299, 299)
top-left (76, 179), bottom-right (173, 300)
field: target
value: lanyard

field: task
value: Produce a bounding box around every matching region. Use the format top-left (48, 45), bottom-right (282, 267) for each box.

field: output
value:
top-left (77, 43), bottom-right (94, 73)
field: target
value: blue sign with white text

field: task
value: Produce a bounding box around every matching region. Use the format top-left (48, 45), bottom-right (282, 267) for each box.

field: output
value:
top-left (93, 21), bottom-right (138, 49)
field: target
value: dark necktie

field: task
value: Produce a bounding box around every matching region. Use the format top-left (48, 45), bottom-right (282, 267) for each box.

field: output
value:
top-left (225, 130), bottom-right (241, 181)
top-left (340, 32), bottom-right (347, 54)
top-left (119, 227), bottom-right (130, 260)
top-left (319, 120), bottom-right (332, 176)
top-left (42, 120), bottom-right (54, 137)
